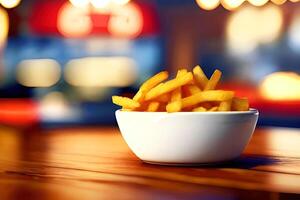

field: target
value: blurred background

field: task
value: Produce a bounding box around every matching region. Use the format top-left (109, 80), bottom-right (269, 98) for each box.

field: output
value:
top-left (0, 0), bottom-right (299, 128)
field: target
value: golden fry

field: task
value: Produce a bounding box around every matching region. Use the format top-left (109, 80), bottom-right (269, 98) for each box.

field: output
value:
top-left (167, 71), bottom-right (183, 112)
top-left (232, 97), bottom-right (249, 111)
top-left (140, 71), bottom-right (169, 91)
top-left (147, 101), bottom-right (160, 112)
top-left (113, 68), bottom-right (250, 113)
top-left (209, 106), bottom-right (218, 111)
top-left (182, 84), bottom-right (201, 97)
top-left (186, 84), bottom-right (201, 95)
top-left (204, 69), bottom-right (222, 91)
top-left (171, 87), bottom-right (182, 102)
top-left (192, 106), bottom-right (207, 112)
top-left (181, 90), bottom-right (234, 108)
top-left (134, 101), bottom-right (150, 111)
top-left (145, 72), bottom-right (193, 101)
top-left (176, 69), bottom-right (188, 77)
top-left (112, 96), bottom-right (140, 109)
top-left (121, 108), bottom-right (132, 111)
top-left (154, 93), bottom-right (171, 103)
top-left (166, 101), bottom-right (182, 113)
top-left (218, 100), bottom-right (232, 111)
top-left (132, 90), bottom-right (143, 103)
top-left (193, 65), bottom-right (208, 89)
top-left (133, 71), bottom-right (169, 102)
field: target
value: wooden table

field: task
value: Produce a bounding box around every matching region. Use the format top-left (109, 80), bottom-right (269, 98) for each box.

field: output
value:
top-left (0, 126), bottom-right (299, 200)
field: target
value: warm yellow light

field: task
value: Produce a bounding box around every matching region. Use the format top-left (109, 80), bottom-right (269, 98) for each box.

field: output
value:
top-left (108, 3), bottom-right (143, 38)
top-left (226, 6), bottom-right (260, 54)
top-left (64, 57), bottom-right (137, 87)
top-left (247, 0), bottom-right (269, 6)
top-left (57, 2), bottom-right (92, 38)
top-left (90, 0), bottom-right (110, 8)
top-left (221, 0), bottom-right (245, 10)
top-left (260, 72), bottom-right (300, 100)
top-left (256, 5), bottom-right (283, 44)
top-left (196, 0), bottom-right (220, 10)
top-left (271, 0), bottom-right (287, 4)
top-left (0, 7), bottom-right (9, 49)
top-left (112, 0), bottom-right (131, 6)
top-left (17, 59), bottom-right (61, 87)
top-left (1, 0), bottom-right (21, 9)
top-left (226, 5), bottom-right (283, 55)
top-left (290, 0), bottom-right (300, 2)
top-left (69, 0), bottom-right (89, 8)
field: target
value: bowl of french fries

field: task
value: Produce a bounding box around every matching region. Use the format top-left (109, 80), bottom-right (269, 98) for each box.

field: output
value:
top-left (113, 66), bottom-right (259, 165)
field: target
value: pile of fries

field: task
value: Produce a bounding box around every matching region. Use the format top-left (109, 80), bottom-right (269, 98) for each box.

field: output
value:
top-left (112, 66), bottom-right (249, 112)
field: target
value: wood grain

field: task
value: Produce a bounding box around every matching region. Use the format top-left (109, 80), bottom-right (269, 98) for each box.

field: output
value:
top-left (0, 126), bottom-right (299, 200)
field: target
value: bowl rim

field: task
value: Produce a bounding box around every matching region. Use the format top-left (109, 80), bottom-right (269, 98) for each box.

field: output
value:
top-left (116, 108), bottom-right (259, 115)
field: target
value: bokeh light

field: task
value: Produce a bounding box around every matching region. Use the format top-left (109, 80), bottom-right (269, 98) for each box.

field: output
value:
top-left (226, 6), bottom-right (257, 54)
top-left (221, 0), bottom-right (245, 10)
top-left (196, 0), bottom-right (220, 10)
top-left (90, 0), bottom-right (110, 8)
top-left (112, 0), bottom-right (131, 6)
top-left (1, 0), bottom-right (21, 9)
top-left (57, 2), bottom-right (92, 38)
top-left (226, 5), bottom-right (283, 55)
top-left (247, 0), bottom-right (269, 6)
top-left (0, 7), bottom-right (9, 48)
top-left (16, 59), bottom-right (61, 87)
top-left (258, 5), bottom-right (283, 43)
top-left (260, 72), bottom-right (300, 100)
top-left (108, 3), bottom-right (143, 38)
top-left (69, 0), bottom-right (90, 8)
top-left (64, 57), bottom-right (137, 87)
top-left (271, 0), bottom-right (287, 4)
top-left (39, 92), bottom-right (75, 120)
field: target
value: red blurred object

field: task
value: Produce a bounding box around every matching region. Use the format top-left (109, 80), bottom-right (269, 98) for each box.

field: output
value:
top-left (29, 1), bottom-right (64, 35)
top-left (0, 99), bottom-right (39, 127)
top-left (29, 0), bottom-right (159, 38)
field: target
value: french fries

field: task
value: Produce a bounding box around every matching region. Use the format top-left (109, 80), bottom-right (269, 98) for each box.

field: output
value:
top-left (218, 100), bottom-right (232, 111)
top-left (183, 84), bottom-right (201, 96)
top-left (193, 65), bottom-right (208, 89)
top-left (171, 87), bottom-right (182, 102)
top-left (209, 106), bottom-right (219, 112)
top-left (147, 101), bottom-right (160, 112)
top-left (232, 97), bottom-right (249, 111)
top-left (192, 106), bottom-right (206, 112)
top-left (112, 66), bottom-right (250, 112)
top-left (145, 72), bottom-right (193, 101)
top-left (154, 93), bottom-right (171, 103)
top-left (177, 69), bottom-right (188, 77)
top-left (204, 69), bottom-right (222, 91)
top-left (133, 71), bottom-right (169, 102)
top-left (166, 101), bottom-right (182, 113)
top-left (180, 90), bottom-right (235, 108)
top-left (112, 96), bottom-right (140, 109)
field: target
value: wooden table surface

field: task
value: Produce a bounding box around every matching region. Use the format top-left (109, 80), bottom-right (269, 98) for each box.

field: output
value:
top-left (0, 126), bottom-right (299, 200)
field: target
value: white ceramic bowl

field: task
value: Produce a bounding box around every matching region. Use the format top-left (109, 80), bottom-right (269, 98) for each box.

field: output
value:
top-left (116, 109), bottom-right (259, 165)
